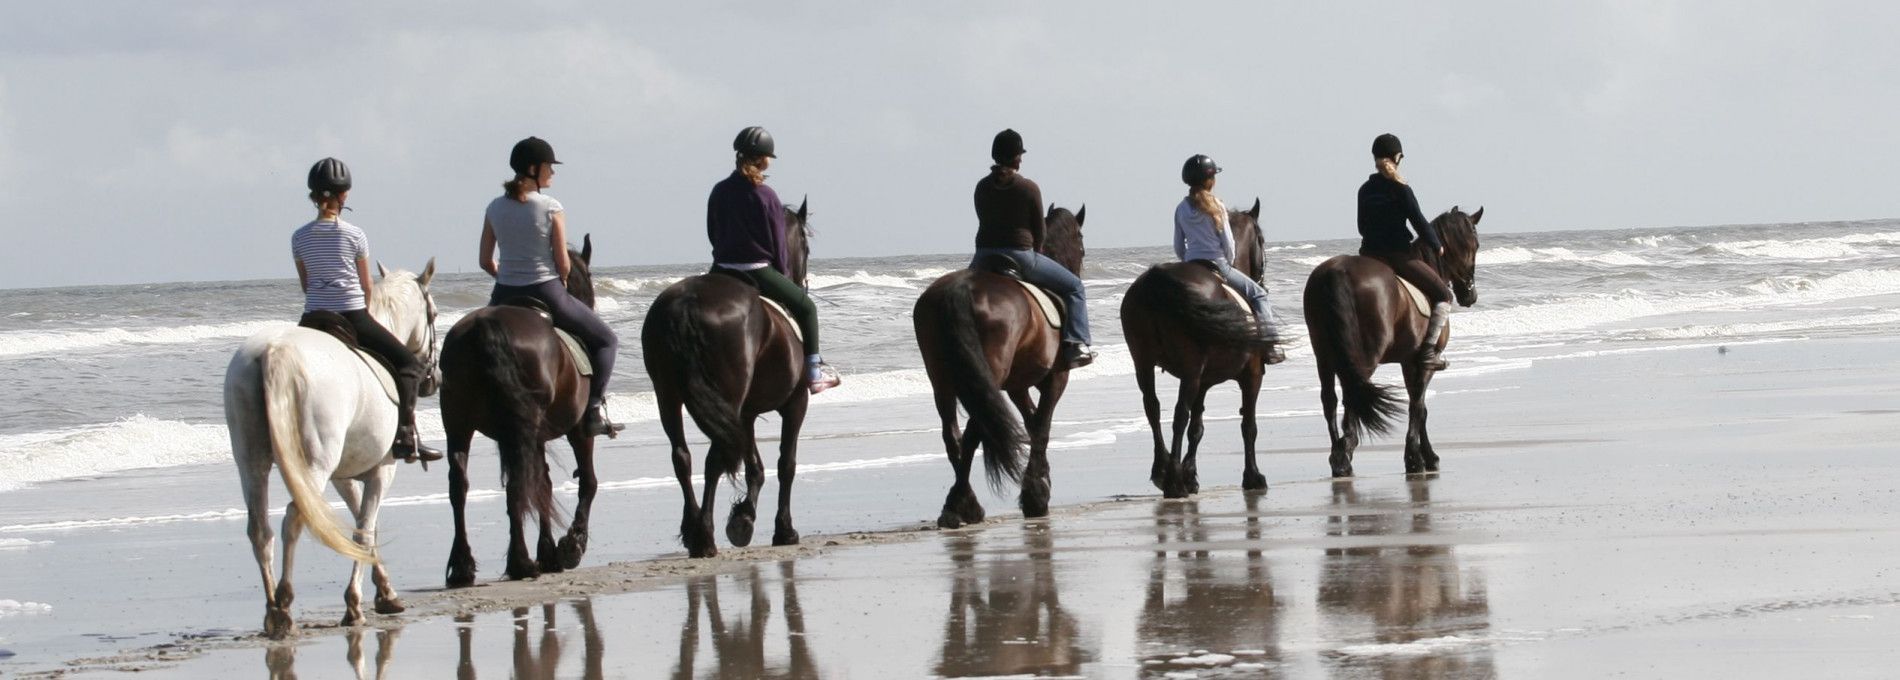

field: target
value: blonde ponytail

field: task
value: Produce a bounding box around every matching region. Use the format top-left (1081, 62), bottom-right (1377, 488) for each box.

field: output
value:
top-left (1189, 186), bottom-right (1227, 232)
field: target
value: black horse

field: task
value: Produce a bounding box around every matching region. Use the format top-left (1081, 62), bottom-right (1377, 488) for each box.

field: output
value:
top-left (439, 235), bottom-right (605, 585)
top-left (913, 206), bottom-right (1086, 529)
top-left (1302, 207), bottom-right (1482, 476)
top-left (643, 201), bottom-right (813, 558)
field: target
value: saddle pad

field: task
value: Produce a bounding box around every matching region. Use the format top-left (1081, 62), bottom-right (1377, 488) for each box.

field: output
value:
top-left (761, 297), bottom-right (803, 343)
top-left (1013, 280), bottom-right (1062, 329)
top-left (555, 328), bottom-right (593, 376)
top-left (349, 348), bottom-right (400, 405)
top-left (1219, 284), bottom-right (1253, 318)
top-left (1397, 278), bottom-right (1432, 318)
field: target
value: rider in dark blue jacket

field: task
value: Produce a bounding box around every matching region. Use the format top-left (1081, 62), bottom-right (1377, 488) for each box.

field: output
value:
top-left (1358, 133), bottom-right (1452, 370)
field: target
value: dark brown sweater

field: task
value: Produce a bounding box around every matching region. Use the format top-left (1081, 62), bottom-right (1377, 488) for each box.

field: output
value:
top-left (973, 167), bottom-right (1045, 250)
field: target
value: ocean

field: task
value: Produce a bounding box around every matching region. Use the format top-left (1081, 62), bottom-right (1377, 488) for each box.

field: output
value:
top-left (2, 218), bottom-right (1899, 670)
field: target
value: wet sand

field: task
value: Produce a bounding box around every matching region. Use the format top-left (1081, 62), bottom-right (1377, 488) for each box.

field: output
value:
top-left (19, 336), bottom-right (1900, 678)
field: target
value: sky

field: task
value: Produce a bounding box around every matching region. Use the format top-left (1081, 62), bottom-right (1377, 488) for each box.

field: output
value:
top-left (1, 1), bottom-right (1896, 288)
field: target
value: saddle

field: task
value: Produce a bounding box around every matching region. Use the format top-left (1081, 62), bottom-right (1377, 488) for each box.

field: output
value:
top-left (496, 298), bottom-right (595, 376)
top-left (297, 311), bottom-right (399, 404)
top-left (1396, 278), bottom-right (1432, 318)
top-left (974, 255), bottom-right (1062, 329)
top-left (1189, 260), bottom-right (1261, 319)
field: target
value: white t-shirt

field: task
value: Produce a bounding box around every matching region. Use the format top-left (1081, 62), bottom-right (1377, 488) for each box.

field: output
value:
top-left (291, 218), bottom-right (370, 312)
top-left (486, 191), bottom-right (566, 286)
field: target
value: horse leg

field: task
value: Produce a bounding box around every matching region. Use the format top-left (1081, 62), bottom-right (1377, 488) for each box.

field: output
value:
top-left (444, 421), bottom-right (478, 588)
top-left (954, 421), bottom-right (988, 525)
top-left (1135, 359), bottom-right (1168, 491)
top-left (662, 391), bottom-right (711, 558)
top-left (274, 501), bottom-right (305, 637)
top-left (357, 466), bottom-right (406, 615)
top-left (239, 457), bottom-right (287, 638)
top-left (502, 441), bottom-right (539, 579)
top-left (1165, 368), bottom-right (1204, 499)
top-left (695, 450), bottom-right (723, 558)
top-left (1410, 362), bottom-right (1441, 472)
top-left (726, 418), bottom-right (765, 548)
top-left (333, 479), bottom-right (368, 627)
top-left (1402, 362), bottom-right (1428, 474)
top-left (558, 431), bottom-right (597, 569)
top-left (1182, 383), bottom-right (1211, 496)
top-left (1019, 372), bottom-right (1067, 519)
top-left (1318, 363), bottom-right (1352, 478)
top-left (1239, 363), bottom-right (1267, 492)
top-left (772, 391), bottom-right (809, 546)
top-left (934, 391), bottom-right (974, 529)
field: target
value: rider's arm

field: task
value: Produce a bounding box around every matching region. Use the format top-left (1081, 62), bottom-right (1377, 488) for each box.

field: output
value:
top-left (478, 219), bottom-right (499, 278)
top-left (1403, 184), bottom-right (1443, 253)
top-left (1172, 206), bottom-right (1188, 261)
top-left (759, 188), bottom-right (790, 275)
top-left (295, 258), bottom-right (309, 292)
top-left (549, 211), bottom-right (572, 283)
top-left (1027, 181), bottom-right (1046, 252)
top-left (357, 256), bottom-right (373, 299)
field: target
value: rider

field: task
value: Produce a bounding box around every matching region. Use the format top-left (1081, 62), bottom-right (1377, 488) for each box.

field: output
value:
top-left (292, 157), bottom-right (441, 463)
top-left (707, 126), bottom-right (842, 394)
top-left (1358, 133), bottom-right (1453, 370)
top-left (1173, 154), bottom-right (1286, 364)
top-left (480, 136), bottom-right (622, 436)
top-left (972, 129), bottom-right (1094, 369)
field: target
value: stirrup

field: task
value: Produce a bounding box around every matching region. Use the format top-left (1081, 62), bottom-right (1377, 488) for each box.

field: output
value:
top-left (1416, 348), bottom-right (1450, 371)
top-left (808, 363), bottom-right (842, 395)
top-left (582, 406), bottom-right (624, 439)
top-left (1057, 342), bottom-right (1096, 370)
top-left (391, 426), bottom-right (443, 463)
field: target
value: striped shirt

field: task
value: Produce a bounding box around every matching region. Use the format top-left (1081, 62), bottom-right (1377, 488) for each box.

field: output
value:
top-left (291, 219), bottom-right (370, 312)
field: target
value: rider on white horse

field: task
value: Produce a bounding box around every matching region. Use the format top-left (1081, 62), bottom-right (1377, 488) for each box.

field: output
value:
top-left (293, 158), bottom-right (441, 462)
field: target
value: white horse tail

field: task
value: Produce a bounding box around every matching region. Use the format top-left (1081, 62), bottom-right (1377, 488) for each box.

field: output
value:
top-left (263, 341), bottom-right (377, 564)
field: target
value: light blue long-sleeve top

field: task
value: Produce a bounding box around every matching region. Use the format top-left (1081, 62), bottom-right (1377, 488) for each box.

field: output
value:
top-left (1174, 197), bottom-right (1235, 263)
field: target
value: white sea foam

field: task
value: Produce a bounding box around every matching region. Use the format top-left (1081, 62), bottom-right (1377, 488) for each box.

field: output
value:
top-left (807, 271), bottom-right (917, 289)
top-left (1619, 310), bottom-right (1900, 340)
top-left (1455, 269), bottom-right (1900, 339)
top-left (1479, 246), bottom-right (1650, 266)
top-left (1334, 635), bottom-right (1490, 657)
top-left (0, 600), bottom-right (53, 618)
top-left (0, 416), bottom-right (231, 491)
top-left (0, 320), bottom-right (282, 358)
top-left (0, 538), bottom-right (51, 550)
top-left (597, 276), bottom-right (682, 295)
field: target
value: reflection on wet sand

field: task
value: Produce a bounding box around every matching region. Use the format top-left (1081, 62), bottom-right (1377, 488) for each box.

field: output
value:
top-left (1319, 477), bottom-right (1493, 678)
top-left (672, 562), bottom-right (820, 679)
top-left (936, 523), bottom-right (1094, 677)
top-left (264, 626), bottom-right (402, 680)
top-left (1137, 496), bottom-right (1283, 675)
top-left (450, 599), bottom-right (604, 680)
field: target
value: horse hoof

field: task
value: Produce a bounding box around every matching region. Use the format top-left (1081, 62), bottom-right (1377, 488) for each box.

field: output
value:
top-left (1020, 497), bottom-right (1049, 519)
top-left (959, 501), bottom-right (987, 526)
top-left (687, 544), bottom-right (719, 559)
top-left (445, 567), bottom-right (476, 589)
top-left (557, 535), bottom-right (587, 570)
top-left (726, 516), bottom-right (756, 548)
top-left (374, 596), bottom-right (406, 615)
top-left (937, 511), bottom-right (964, 530)
top-left (772, 528), bottom-right (800, 546)
top-left (1331, 467), bottom-right (1354, 479)
top-left (1242, 471), bottom-right (1268, 491)
top-left (505, 558), bottom-right (540, 581)
top-left (264, 609), bottom-right (297, 640)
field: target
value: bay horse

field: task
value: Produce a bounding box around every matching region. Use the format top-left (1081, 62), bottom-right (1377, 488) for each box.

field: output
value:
top-left (643, 200), bottom-right (813, 558)
top-left (915, 205), bottom-right (1086, 529)
top-left (1122, 198), bottom-right (1280, 499)
top-left (1303, 207), bottom-right (1482, 477)
top-left (226, 259), bottom-right (438, 639)
top-left (440, 235), bottom-right (604, 585)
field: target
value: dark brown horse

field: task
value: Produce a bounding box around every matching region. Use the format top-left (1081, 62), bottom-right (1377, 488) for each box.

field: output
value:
top-left (1303, 207), bottom-right (1482, 477)
top-left (914, 205), bottom-right (1086, 529)
top-left (439, 235), bottom-right (603, 585)
top-left (642, 201), bottom-right (813, 558)
top-left (1122, 198), bottom-right (1278, 498)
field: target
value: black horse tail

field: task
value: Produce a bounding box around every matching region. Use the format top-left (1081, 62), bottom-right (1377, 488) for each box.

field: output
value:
top-left (664, 290), bottom-right (747, 480)
top-left (940, 276), bottom-right (1026, 488)
top-left (471, 314), bottom-right (562, 528)
top-left (1314, 268), bottom-right (1403, 438)
top-left (1127, 264), bottom-right (1265, 349)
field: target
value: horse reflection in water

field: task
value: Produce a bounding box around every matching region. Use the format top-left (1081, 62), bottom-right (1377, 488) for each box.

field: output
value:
top-left (1137, 498), bottom-right (1284, 674)
top-left (263, 626), bottom-right (404, 680)
top-left (444, 600), bottom-right (604, 680)
top-left (671, 563), bottom-right (821, 679)
top-left (1319, 478), bottom-right (1493, 677)
top-left (935, 525), bottom-right (1094, 677)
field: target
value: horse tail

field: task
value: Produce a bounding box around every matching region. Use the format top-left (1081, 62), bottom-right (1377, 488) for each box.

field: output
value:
top-left (938, 276), bottom-right (1026, 487)
top-left (1313, 267), bottom-right (1403, 437)
top-left (471, 315), bottom-right (562, 528)
top-left (261, 341), bottom-right (376, 563)
top-left (664, 290), bottom-right (747, 480)
top-left (1126, 265), bottom-right (1261, 349)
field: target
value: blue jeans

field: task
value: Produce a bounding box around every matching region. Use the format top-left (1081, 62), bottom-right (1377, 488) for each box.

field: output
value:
top-left (489, 279), bottom-right (618, 408)
top-left (1209, 258), bottom-right (1274, 323)
top-left (971, 247), bottom-right (1091, 345)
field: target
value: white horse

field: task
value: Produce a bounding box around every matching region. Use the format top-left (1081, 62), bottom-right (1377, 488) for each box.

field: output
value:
top-left (225, 260), bottom-right (438, 639)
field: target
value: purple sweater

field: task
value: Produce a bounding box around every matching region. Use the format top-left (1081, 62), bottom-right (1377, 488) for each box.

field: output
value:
top-left (707, 171), bottom-right (789, 274)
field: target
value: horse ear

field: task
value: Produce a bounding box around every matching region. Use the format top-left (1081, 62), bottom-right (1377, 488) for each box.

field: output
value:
top-left (1248, 198), bottom-right (1261, 219)
top-left (1451, 204), bottom-right (1461, 215)
top-left (376, 261), bottom-right (389, 280)
top-left (581, 234), bottom-right (593, 263)
top-left (1075, 204), bottom-right (1086, 227)
top-left (797, 196), bottom-right (808, 222)
top-left (419, 257), bottom-right (435, 286)
top-left (1471, 206), bottom-right (1484, 225)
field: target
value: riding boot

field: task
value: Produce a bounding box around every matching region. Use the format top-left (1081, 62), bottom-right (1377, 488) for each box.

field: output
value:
top-left (1057, 341), bottom-right (1096, 370)
top-left (1416, 302), bottom-right (1452, 371)
top-left (1257, 318), bottom-right (1287, 365)
top-left (807, 356), bottom-right (842, 395)
top-left (390, 371), bottom-right (443, 463)
top-left (581, 403), bottom-right (624, 439)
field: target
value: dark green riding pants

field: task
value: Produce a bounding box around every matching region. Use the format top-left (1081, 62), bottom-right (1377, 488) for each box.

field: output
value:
top-left (711, 265), bottom-right (820, 356)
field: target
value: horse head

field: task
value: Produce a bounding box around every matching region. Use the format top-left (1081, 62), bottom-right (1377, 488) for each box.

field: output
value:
top-left (783, 197), bottom-right (813, 288)
top-left (565, 234), bottom-right (597, 308)
top-left (1428, 206), bottom-right (1483, 307)
top-left (1226, 197), bottom-right (1266, 285)
top-left (1042, 203), bottom-right (1086, 276)
top-left (372, 257), bottom-right (440, 395)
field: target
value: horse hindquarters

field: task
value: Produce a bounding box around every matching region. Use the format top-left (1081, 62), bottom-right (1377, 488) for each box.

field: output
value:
top-left (1303, 264), bottom-right (1404, 477)
top-left (643, 283), bottom-right (748, 557)
top-left (923, 277), bottom-right (1026, 486)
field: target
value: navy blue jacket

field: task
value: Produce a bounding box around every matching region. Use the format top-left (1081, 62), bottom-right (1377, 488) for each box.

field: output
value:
top-left (707, 171), bottom-right (789, 274)
top-left (1357, 173), bottom-right (1441, 253)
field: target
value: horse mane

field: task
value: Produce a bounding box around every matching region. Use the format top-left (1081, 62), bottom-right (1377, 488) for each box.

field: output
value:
top-left (1041, 205), bottom-right (1085, 274)
top-left (367, 269), bottom-right (419, 320)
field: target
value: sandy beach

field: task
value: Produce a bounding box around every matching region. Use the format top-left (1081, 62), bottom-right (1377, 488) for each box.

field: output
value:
top-left (6, 333), bottom-right (1894, 678)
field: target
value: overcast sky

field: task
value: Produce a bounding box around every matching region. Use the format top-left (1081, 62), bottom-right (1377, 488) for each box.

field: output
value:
top-left (2, 1), bottom-right (1895, 288)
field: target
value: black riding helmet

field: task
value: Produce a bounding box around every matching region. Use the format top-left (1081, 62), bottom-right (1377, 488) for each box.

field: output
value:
top-left (733, 126), bottom-right (776, 158)
top-left (307, 157), bottom-right (351, 197)
top-left (1181, 154), bottom-right (1221, 185)
top-left (509, 136), bottom-right (562, 176)
top-left (991, 129), bottom-right (1025, 164)
top-left (1372, 133), bottom-right (1403, 160)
